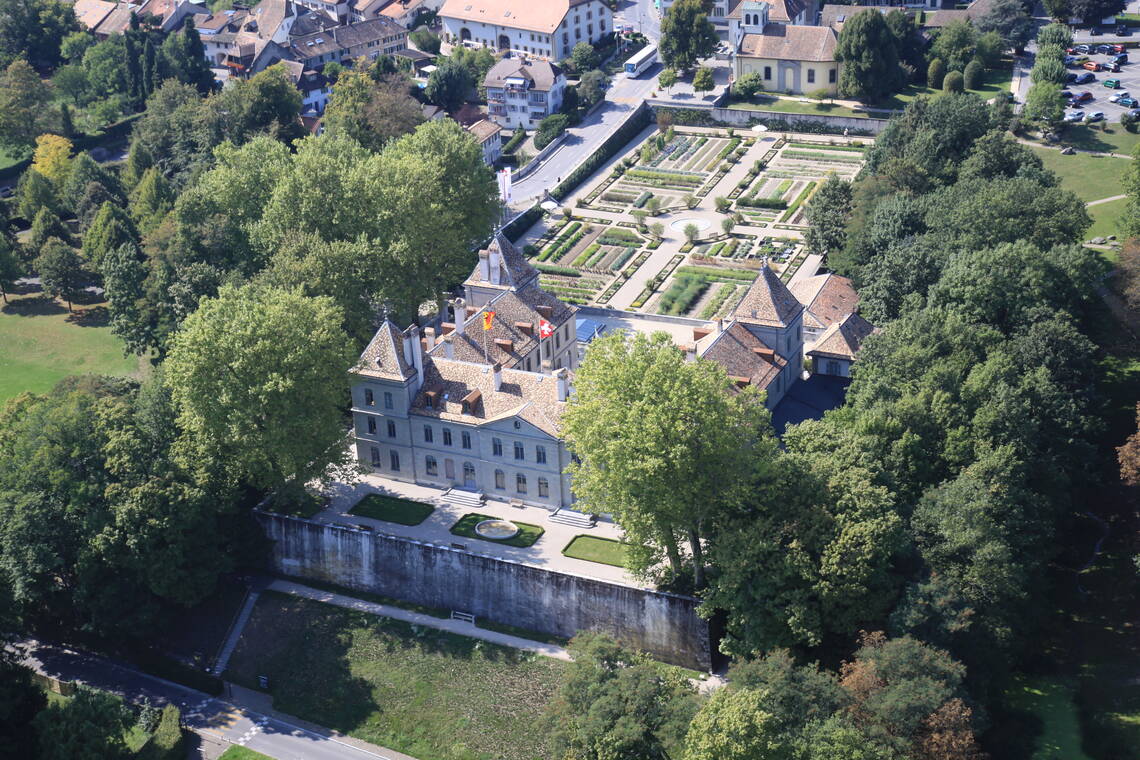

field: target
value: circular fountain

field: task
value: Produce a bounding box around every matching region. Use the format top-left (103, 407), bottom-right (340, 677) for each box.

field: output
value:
top-left (475, 519), bottom-right (520, 540)
top-left (669, 217), bottom-right (711, 233)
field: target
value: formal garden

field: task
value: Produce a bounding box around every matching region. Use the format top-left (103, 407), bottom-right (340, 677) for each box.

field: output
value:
top-left (516, 126), bottom-right (868, 318)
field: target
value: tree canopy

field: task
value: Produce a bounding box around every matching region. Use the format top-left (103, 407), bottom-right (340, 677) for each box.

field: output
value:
top-left (659, 0), bottom-right (717, 72)
top-left (835, 10), bottom-right (904, 101)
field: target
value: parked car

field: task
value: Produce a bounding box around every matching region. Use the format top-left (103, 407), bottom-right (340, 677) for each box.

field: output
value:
top-left (1066, 72), bottom-right (1079, 83)
top-left (1083, 61), bottom-right (1102, 71)
top-left (1112, 53), bottom-right (1128, 63)
top-left (1118, 25), bottom-right (1132, 36)
top-left (1087, 111), bottom-right (1106, 122)
top-left (1064, 110), bottom-right (1086, 122)
top-left (1109, 90), bottom-right (1131, 101)
top-left (1075, 72), bottom-right (1097, 83)
top-left (1072, 90), bottom-right (1094, 102)
top-left (1104, 78), bottom-right (1122, 88)
top-left (1109, 62), bottom-right (1122, 72)
top-left (1119, 96), bottom-right (1139, 107)
top-left (1096, 43), bottom-right (1115, 54)
top-left (1073, 44), bottom-right (1090, 53)
top-left (1061, 88), bottom-right (1075, 98)
top-left (1127, 108), bottom-right (1140, 119)
top-left (1112, 44), bottom-right (1126, 53)
top-left (1064, 55), bottom-right (1078, 66)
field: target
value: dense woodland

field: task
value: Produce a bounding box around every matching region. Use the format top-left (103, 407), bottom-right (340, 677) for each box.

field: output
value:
top-left (0, 0), bottom-right (1138, 755)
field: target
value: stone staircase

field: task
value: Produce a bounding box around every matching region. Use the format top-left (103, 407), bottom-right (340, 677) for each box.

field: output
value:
top-left (211, 588), bottom-right (260, 676)
top-left (442, 488), bottom-right (486, 509)
top-left (549, 508), bottom-right (596, 528)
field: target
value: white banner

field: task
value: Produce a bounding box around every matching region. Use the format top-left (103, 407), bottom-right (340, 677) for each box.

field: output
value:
top-left (497, 167), bottom-right (512, 203)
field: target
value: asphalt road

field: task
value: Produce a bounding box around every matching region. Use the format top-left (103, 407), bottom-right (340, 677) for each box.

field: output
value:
top-left (17, 639), bottom-right (410, 760)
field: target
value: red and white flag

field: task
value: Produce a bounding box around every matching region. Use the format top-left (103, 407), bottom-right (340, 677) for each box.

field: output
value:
top-left (539, 318), bottom-right (554, 338)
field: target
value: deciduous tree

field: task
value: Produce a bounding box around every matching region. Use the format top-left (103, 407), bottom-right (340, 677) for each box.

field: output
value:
top-left (804, 173), bottom-right (853, 255)
top-left (0, 0), bottom-right (81, 70)
top-left (322, 71), bottom-right (425, 151)
top-left (33, 687), bottom-right (128, 760)
top-left (165, 283), bottom-right (356, 506)
top-left (571, 40), bottom-right (599, 73)
top-left (0, 59), bottom-right (55, 153)
top-left (424, 57), bottom-right (471, 111)
top-left (683, 689), bottom-right (785, 760)
top-left (692, 65), bottom-right (714, 93)
top-left (564, 331), bottom-right (775, 585)
top-left (35, 237), bottom-right (83, 311)
top-left (659, 0), bottom-right (717, 71)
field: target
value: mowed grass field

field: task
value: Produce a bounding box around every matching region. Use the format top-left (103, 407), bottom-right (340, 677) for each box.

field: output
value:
top-left (0, 291), bottom-right (141, 403)
top-left (1030, 147), bottom-right (1132, 202)
top-left (226, 592), bottom-right (565, 760)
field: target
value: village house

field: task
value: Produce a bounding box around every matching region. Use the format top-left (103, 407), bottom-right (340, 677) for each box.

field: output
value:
top-left (483, 58), bottom-right (566, 129)
top-left (466, 119), bottom-right (504, 165)
top-left (438, 0), bottom-right (612, 61)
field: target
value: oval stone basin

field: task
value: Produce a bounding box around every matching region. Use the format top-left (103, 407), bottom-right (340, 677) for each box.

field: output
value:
top-left (475, 519), bottom-right (520, 540)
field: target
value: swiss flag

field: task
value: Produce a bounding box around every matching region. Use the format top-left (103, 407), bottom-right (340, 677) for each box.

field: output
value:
top-left (539, 319), bottom-right (554, 338)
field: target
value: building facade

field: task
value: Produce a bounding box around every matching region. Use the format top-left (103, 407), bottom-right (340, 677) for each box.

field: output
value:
top-left (729, 0), bottom-right (840, 95)
top-left (439, 0), bottom-right (612, 61)
top-left (484, 58), bottom-right (566, 129)
top-left (350, 234), bottom-right (578, 508)
top-left (466, 119), bottom-right (503, 165)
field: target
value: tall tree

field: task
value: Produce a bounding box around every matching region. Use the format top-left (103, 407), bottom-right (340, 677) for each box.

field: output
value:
top-left (835, 10), bottom-right (904, 101)
top-left (0, 234), bottom-right (21, 303)
top-left (33, 687), bottom-right (129, 760)
top-left (35, 237), bottom-right (83, 311)
top-left (571, 40), bottom-right (599, 72)
top-left (0, 0), bottom-right (81, 70)
top-left (82, 201), bottom-right (139, 271)
top-left (30, 133), bottom-right (73, 189)
top-left (974, 0), bottom-right (1034, 50)
top-left (563, 331), bottom-right (775, 585)
top-left (0, 59), bottom-right (55, 153)
top-left (930, 20), bottom-right (978, 71)
top-left (691, 66), bottom-right (714, 93)
top-left (164, 283), bottom-right (356, 506)
top-left (659, 0), bottom-right (717, 71)
top-left (545, 633), bottom-right (698, 760)
top-left (129, 166), bottom-right (174, 234)
top-left (321, 71), bottom-right (426, 151)
top-left (683, 689), bottom-right (785, 760)
top-left (160, 17), bottom-right (214, 94)
top-left (804, 173), bottom-right (853, 256)
top-left (1121, 144), bottom-right (1140, 240)
top-left (424, 57), bottom-right (471, 111)
top-left (215, 63), bottom-right (304, 145)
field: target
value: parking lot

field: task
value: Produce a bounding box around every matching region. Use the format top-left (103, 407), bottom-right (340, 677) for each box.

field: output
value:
top-left (1063, 44), bottom-right (1140, 125)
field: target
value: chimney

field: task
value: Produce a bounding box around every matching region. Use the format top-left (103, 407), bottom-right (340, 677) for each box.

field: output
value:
top-left (442, 334), bottom-right (454, 359)
top-left (401, 328), bottom-right (414, 367)
top-left (492, 362), bottom-right (502, 391)
top-left (515, 321), bottom-right (534, 337)
top-left (693, 327), bottom-right (711, 342)
top-left (424, 326), bottom-right (437, 350)
top-left (716, 318), bottom-right (724, 333)
top-left (452, 298), bottom-right (466, 335)
top-left (440, 322), bottom-right (455, 335)
top-left (541, 358), bottom-right (552, 374)
top-left (489, 249), bottom-right (502, 285)
top-left (555, 368), bottom-right (569, 402)
top-left (494, 338), bottom-right (515, 354)
top-left (478, 249), bottom-right (490, 281)
top-left (753, 347), bottom-right (776, 363)
top-left (536, 305), bottom-right (553, 320)
top-left (731, 375), bottom-right (751, 388)
top-left (406, 324), bottom-right (424, 392)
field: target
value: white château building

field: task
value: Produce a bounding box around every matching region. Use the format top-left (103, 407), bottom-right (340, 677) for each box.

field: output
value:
top-left (438, 0), bottom-right (612, 61)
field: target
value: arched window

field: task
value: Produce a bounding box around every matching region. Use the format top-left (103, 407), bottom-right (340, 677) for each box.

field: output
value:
top-left (425, 455), bottom-right (438, 476)
top-left (492, 438), bottom-right (503, 456)
top-left (516, 473), bottom-right (527, 494)
top-left (495, 469), bottom-right (505, 489)
top-left (538, 477), bottom-right (549, 498)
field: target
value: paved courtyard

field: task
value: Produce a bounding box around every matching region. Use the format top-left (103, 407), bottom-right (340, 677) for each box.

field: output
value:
top-left (313, 473), bottom-right (641, 588)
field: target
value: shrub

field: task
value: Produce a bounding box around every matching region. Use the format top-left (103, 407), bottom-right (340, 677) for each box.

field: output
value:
top-left (503, 129), bottom-right (526, 153)
top-left (503, 205), bottom-right (542, 242)
top-left (633, 190), bottom-right (652, 208)
top-left (138, 705), bottom-right (184, 760)
top-left (963, 60), bottom-right (983, 91)
top-left (610, 247), bottom-right (636, 270)
top-left (943, 70), bottom-right (964, 94)
top-left (735, 196), bottom-right (788, 209)
top-left (715, 196), bottom-right (730, 212)
top-left (928, 58), bottom-right (946, 89)
top-left (534, 113), bottom-right (570, 149)
top-left (573, 243), bottom-right (601, 267)
top-left (733, 71), bottom-right (765, 98)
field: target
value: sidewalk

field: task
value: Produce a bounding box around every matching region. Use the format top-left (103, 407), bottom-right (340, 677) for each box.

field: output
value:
top-left (266, 579), bottom-right (573, 661)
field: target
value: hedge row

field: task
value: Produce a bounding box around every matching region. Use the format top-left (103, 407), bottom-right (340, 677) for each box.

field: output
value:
top-left (539, 222), bottom-right (587, 262)
top-left (633, 190), bottom-right (652, 207)
top-left (658, 274), bottom-right (711, 316)
top-left (626, 168), bottom-right (703, 185)
top-left (535, 263), bottom-right (582, 276)
top-left (611, 247), bottom-right (636, 270)
top-left (503, 205), bottom-right (543, 243)
top-left (676, 265), bottom-right (756, 281)
top-left (781, 181), bottom-right (818, 222)
top-left (573, 243), bottom-right (601, 267)
top-left (705, 137), bottom-right (742, 171)
top-left (782, 150), bottom-right (863, 164)
top-left (700, 282), bottom-right (742, 319)
top-left (736, 196), bottom-right (788, 209)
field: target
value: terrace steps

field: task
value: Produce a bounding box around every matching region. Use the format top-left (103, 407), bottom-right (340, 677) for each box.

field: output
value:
top-left (442, 488), bottom-right (485, 508)
top-left (550, 508), bottom-right (596, 528)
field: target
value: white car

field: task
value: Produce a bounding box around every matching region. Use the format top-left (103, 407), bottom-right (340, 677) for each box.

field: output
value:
top-left (1064, 110), bottom-right (1086, 122)
top-left (1086, 111), bottom-right (1106, 122)
top-left (1109, 91), bottom-right (1131, 103)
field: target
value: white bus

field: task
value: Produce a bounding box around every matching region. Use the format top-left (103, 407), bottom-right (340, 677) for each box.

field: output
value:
top-left (624, 44), bottom-right (658, 78)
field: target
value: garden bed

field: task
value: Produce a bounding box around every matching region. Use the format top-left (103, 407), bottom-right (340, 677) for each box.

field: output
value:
top-left (562, 535), bottom-right (629, 567)
top-left (450, 512), bottom-right (545, 547)
top-left (349, 494), bottom-right (435, 526)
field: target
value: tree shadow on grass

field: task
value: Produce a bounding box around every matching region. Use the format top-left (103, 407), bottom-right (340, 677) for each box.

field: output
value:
top-left (2, 294), bottom-right (67, 317)
top-left (68, 305), bottom-right (110, 327)
top-left (1066, 125), bottom-right (1134, 153)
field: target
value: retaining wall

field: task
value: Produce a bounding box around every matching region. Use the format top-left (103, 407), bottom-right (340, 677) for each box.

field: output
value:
top-left (649, 100), bottom-right (891, 135)
top-left (256, 512), bottom-right (712, 670)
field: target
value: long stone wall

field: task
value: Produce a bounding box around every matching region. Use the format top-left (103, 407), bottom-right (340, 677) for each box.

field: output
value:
top-left (256, 512), bottom-right (712, 670)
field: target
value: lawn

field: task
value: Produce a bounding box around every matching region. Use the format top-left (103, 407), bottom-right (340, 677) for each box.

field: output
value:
top-left (726, 95), bottom-right (871, 119)
top-left (0, 292), bottom-right (142, 403)
top-left (1047, 124), bottom-right (1140, 157)
top-left (881, 66), bottom-right (1013, 110)
top-left (1086, 197), bottom-right (1129, 239)
top-left (220, 747), bottom-right (274, 760)
top-left (1030, 146), bottom-right (1131, 201)
top-left (226, 592), bottom-right (565, 760)
top-left (1004, 676), bottom-right (1093, 760)
top-left (349, 493), bottom-right (435, 525)
top-left (562, 535), bottom-right (628, 567)
top-left (450, 512), bottom-right (544, 547)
